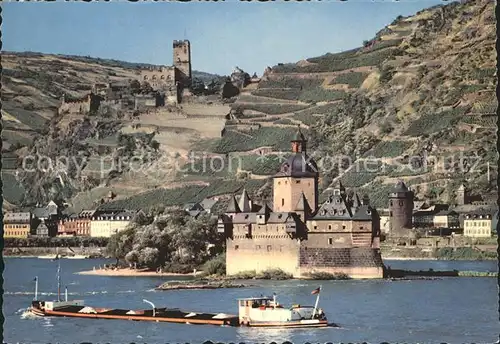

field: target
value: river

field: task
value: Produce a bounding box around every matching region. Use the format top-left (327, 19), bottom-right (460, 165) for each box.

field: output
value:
top-left (3, 258), bottom-right (499, 343)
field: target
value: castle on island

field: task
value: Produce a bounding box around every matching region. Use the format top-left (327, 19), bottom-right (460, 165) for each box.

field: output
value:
top-left (217, 128), bottom-right (384, 279)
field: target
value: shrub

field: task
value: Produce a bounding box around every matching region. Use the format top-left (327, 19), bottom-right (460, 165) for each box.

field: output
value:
top-left (230, 270), bottom-right (257, 279)
top-left (304, 271), bottom-right (351, 280)
top-left (201, 254), bottom-right (226, 276)
top-left (256, 268), bottom-right (293, 280)
top-left (379, 120), bottom-right (394, 134)
top-left (163, 262), bottom-right (195, 274)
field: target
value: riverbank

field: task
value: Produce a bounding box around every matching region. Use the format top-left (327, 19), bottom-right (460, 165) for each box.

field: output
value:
top-left (76, 267), bottom-right (203, 277)
top-left (3, 246), bottom-right (106, 258)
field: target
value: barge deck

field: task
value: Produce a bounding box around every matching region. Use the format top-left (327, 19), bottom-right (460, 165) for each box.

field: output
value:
top-left (30, 301), bottom-right (239, 326)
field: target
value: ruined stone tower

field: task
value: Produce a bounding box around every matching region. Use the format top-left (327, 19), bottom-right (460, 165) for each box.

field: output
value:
top-left (456, 184), bottom-right (468, 205)
top-left (173, 40), bottom-right (192, 87)
top-left (388, 180), bottom-right (414, 234)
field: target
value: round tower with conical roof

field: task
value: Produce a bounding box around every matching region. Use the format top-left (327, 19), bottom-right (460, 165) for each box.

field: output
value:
top-left (388, 180), bottom-right (414, 234)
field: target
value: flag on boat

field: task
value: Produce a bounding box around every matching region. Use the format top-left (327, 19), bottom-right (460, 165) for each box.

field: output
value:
top-left (311, 287), bottom-right (321, 295)
top-left (33, 277), bottom-right (38, 282)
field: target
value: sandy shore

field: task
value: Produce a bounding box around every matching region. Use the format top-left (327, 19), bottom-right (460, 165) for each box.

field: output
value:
top-left (76, 268), bottom-right (203, 277)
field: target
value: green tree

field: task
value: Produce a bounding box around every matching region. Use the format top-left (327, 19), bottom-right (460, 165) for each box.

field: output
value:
top-left (106, 227), bottom-right (135, 265)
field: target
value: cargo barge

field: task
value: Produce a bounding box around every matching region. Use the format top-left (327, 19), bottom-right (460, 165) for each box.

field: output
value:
top-left (29, 300), bottom-right (239, 326)
top-left (28, 268), bottom-right (334, 328)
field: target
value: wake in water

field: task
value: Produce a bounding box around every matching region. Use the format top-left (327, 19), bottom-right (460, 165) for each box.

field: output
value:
top-left (19, 308), bottom-right (41, 320)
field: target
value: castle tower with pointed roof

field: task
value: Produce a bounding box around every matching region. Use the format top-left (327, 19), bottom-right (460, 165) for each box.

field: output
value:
top-left (273, 126), bottom-right (319, 214)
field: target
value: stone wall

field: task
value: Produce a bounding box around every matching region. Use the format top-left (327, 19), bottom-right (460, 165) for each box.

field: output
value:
top-left (140, 67), bottom-right (176, 90)
top-left (58, 96), bottom-right (91, 115)
top-left (299, 247), bottom-right (384, 278)
top-left (226, 236), bottom-right (300, 276)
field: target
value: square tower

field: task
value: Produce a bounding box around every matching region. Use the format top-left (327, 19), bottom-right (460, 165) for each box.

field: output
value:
top-left (173, 40), bottom-right (192, 87)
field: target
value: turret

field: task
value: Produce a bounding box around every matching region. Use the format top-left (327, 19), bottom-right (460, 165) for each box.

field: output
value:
top-left (388, 180), bottom-right (414, 234)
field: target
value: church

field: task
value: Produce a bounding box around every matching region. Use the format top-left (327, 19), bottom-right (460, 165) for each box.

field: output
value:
top-left (217, 128), bottom-right (384, 279)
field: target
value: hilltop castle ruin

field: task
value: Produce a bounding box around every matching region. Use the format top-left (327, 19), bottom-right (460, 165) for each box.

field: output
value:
top-left (58, 40), bottom-right (192, 115)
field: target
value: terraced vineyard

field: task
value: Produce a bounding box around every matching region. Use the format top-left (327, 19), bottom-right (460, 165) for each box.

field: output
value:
top-left (3, 0), bottom-right (496, 212)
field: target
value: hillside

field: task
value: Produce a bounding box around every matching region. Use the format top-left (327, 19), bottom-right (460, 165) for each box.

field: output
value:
top-left (1, 52), bottom-right (228, 211)
top-left (2, 0), bottom-right (496, 212)
top-left (194, 0), bottom-right (497, 208)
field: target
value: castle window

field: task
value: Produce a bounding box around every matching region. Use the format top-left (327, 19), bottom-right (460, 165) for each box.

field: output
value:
top-left (256, 245), bottom-right (261, 250)
top-left (360, 226), bottom-right (364, 230)
top-left (278, 181), bottom-right (281, 185)
top-left (280, 245), bottom-right (284, 252)
top-left (235, 245), bottom-right (239, 250)
top-left (267, 245), bottom-right (272, 251)
top-left (314, 226), bottom-right (318, 230)
top-left (399, 201), bottom-right (404, 206)
top-left (390, 211), bottom-right (393, 217)
top-left (282, 199), bottom-right (285, 207)
top-left (328, 238), bottom-right (333, 245)
top-left (390, 201), bottom-right (393, 206)
top-left (342, 225), bottom-right (346, 229)
top-left (296, 180), bottom-right (300, 184)
top-left (328, 225), bottom-right (332, 230)
top-left (144, 75), bottom-right (148, 80)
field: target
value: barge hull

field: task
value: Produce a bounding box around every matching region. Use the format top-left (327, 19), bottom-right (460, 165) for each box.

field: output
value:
top-left (30, 307), bottom-right (238, 326)
top-left (247, 320), bottom-right (329, 328)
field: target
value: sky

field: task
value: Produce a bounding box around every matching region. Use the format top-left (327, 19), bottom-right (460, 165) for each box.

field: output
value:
top-left (3, 0), bottom-right (451, 76)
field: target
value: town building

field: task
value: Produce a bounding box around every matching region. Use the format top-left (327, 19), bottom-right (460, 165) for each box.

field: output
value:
top-left (377, 209), bottom-right (391, 235)
top-left (35, 220), bottom-right (50, 237)
top-left (412, 204), bottom-right (449, 228)
top-left (218, 128), bottom-right (383, 279)
top-left (58, 210), bottom-right (96, 237)
top-left (184, 198), bottom-right (219, 218)
top-left (90, 209), bottom-right (137, 237)
top-left (3, 212), bottom-right (32, 238)
top-left (433, 209), bottom-right (460, 230)
top-left (31, 200), bottom-right (61, 237)
top-left (463, 209), bottom-right (494, 237)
